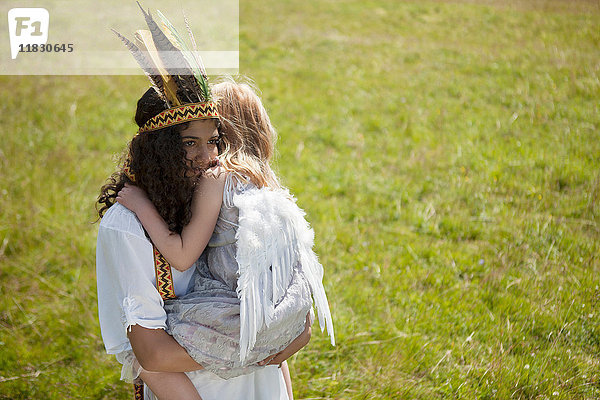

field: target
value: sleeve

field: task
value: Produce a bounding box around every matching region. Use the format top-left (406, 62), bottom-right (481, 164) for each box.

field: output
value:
top-left (96, 223), bottom-right (168, 356)
top-left (115, 350), bottom-right (143, 383)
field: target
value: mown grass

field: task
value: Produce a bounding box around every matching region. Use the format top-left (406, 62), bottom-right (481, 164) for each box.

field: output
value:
top-left (0, 0), bottom-right (598, 398)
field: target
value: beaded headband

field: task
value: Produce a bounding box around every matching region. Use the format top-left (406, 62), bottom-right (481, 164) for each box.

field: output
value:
top-left (138, 101), bottom-right (219, 133)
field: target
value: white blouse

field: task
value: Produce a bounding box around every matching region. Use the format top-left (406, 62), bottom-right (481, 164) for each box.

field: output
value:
top-left (96, 203), bottom-right (195, 355)
top-left (96, 203), bottom-right (288, 400)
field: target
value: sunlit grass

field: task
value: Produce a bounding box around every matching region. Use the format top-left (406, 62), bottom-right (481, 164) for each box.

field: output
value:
top-left (0, 0), bottom-right (598, 398)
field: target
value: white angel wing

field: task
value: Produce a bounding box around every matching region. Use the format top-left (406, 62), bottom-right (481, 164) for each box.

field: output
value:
top-left (234, 184), bottom-right (335, 362)
top-left (234, 186), bottom-right (297, 362)
top-left (278, 191), bottom-right (335, 346)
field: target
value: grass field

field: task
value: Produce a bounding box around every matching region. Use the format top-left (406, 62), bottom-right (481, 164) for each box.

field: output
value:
top-left (0, 0), bottom-right (599, 398)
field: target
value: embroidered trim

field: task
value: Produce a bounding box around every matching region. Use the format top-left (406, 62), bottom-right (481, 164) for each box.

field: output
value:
top-left (154, 246), bottom-right (176, 300)
top-left (139, 102), bottom-right (219, 133)
top-left (122, 156), bottom-right (135, 182)
top-left (132, 247), bottom-right (176, 398)
top-left (134, 382), bottom-right (144, 400)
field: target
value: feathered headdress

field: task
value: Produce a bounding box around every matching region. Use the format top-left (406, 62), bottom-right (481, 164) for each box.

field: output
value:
top-left (113, 2), bottom-right (218, 135)
top-left (113, 2), bottom-right (219, 181)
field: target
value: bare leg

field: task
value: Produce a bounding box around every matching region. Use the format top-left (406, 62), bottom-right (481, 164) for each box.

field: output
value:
top-left (280, 361), bottom-right (294, 400)
top-left (139, 370), bottom-right (202, 400)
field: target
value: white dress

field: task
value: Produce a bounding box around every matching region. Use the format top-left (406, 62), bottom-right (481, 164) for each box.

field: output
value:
top-left (96, 203), bottom-right (288, 400)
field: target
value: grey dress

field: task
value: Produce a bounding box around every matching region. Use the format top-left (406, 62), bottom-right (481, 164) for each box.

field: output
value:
top-left (164, 175), bottom-right (313, 379)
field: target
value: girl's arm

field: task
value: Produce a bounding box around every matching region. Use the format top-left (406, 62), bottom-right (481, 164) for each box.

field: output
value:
top-left (258, 313), bottom-right (312, 367)
top-left (117, 168), bottom-right (227, 271)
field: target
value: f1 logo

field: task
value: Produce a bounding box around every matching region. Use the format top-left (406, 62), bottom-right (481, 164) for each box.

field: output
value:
top-left (8, 8), bottom-right (49, 59)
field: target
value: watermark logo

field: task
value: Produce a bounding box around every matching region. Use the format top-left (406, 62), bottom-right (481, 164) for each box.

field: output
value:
top-left (1, 1), bottom-right (238, 75)
top-left (8, 8), bottom-right (49, 59)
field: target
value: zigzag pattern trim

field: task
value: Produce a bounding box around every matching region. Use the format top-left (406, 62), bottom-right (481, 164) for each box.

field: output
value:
top-left (134, 382), bottom-right (144, 400)
top-left (154, 246), bottom-right (176, 300)
top-left (139, 102), bottom-right (219, 133)
top-left (122, 155), bottom-right (136, 182)
top-left (132, 247), bottom-right (176, 398)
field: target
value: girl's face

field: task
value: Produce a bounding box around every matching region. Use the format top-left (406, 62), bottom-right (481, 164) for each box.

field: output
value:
top-left (180, 120), bottom-right (220, 174)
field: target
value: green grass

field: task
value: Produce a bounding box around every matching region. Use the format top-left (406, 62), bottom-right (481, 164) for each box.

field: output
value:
top-left (1, 0), bottom-right (598, 398)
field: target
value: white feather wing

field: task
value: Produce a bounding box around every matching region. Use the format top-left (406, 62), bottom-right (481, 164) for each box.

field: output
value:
top-left (234, 186), bottom-right (335, 362)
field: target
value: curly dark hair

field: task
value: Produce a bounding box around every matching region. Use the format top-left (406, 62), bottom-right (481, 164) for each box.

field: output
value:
top-left (96, 88), bottom-right (212, 234)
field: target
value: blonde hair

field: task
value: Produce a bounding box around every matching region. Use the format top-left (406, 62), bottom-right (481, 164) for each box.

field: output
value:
top-left (213, 81), bottom-right (280, 189)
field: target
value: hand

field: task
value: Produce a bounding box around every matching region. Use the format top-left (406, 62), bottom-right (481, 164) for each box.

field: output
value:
top-left (203, 162), bottom-right (223, 179)
top-left (258, 314), bottom-right (312, 367)
top-left (116, 183), bottom-right (152, 213)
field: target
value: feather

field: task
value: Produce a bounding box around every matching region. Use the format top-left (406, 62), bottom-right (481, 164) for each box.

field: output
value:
top-left (299, 236), bottom-right (335, 346)
top-left (113, 3), bottom-right (214, 108)
top-left (136, 3), bottom-right (208, 103)
top-left (134, 29), bottom-right (180, 106)
top-left (156, 9), bottom-right (211, 101)
top-left (155, 10), bottom-right (184, 51)
top-left (137, 2), bottom-right (186, 66)
top-left (183, 9), bottom-right (210, 90)
top-left (183, 9), bottom-right (198, 53)
top-left (112, 28), bottom-right (169, 106)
